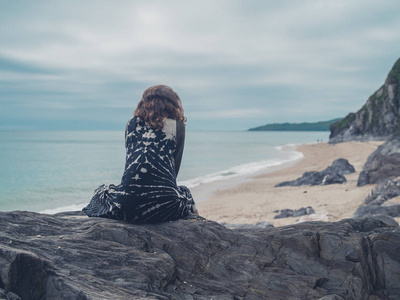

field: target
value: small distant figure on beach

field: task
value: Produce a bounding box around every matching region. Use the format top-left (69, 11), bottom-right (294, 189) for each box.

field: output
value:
top-left (83, 85), bottom-right (198, 223)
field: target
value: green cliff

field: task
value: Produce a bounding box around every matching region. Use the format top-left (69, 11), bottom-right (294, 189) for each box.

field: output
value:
top-left (249, 119), bottom-right (341, 131)
top-left (330, 58), bottom-right (400, 143)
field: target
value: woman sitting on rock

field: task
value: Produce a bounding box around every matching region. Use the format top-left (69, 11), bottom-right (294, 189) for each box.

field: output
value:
top-left (83, 85), bottom-right (198, 223)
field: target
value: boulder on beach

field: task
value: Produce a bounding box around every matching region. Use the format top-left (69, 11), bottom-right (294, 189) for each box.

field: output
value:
top-left (273, 206), bottom-right (315, 219)
top-left (357, 138), bottom-right (400, 186)
top-left (0, 211), bottom-right (399, 299)
top-left (275, 158), bottom-right (355, 187)
top-left (221, 221), bottom-right (274, 229)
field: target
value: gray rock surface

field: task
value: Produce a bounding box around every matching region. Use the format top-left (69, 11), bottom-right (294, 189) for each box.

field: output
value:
top-left (274, 206), bottom-right (315, 219)
top-left (325, 158), bottom-right (357, 175)
top-left (0, 289), bottom-right (21, 300)
top-left (354, 204), bottom-right (400, 219)
top-left (354, 179), bottom-right (400, 222)
top-left (275, 158), bottom-right (355, 187)
top-left (362, 214), bottom-right (399, 227)
top-left (364, 179), bottom-right (400, 206)
top-left (0, 211), bottom-right (400, 299)
top-left (329, 58), bottom-right (400, 143)
top-left (222, 221), bottom-right (274, 229)
top-left (357, 139), bottom-right (400, 186)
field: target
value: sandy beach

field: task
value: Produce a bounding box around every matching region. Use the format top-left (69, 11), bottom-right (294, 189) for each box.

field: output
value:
top-left (197, 141), bottom-right (390, 227)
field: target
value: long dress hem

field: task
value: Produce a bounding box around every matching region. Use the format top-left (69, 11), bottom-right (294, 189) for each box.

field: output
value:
top-left (83, 117), bottom-right (196, 223)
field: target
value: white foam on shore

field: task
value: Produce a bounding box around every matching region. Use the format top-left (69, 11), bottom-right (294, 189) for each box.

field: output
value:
top-left (40, 203), bottom-right (87, 215)
top-left (275, 143), bottom-right (297, 151)
top-left (179, 144), bottom-right (303, 189)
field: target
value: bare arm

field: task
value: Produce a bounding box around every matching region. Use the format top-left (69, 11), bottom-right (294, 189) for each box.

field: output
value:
top-left (174, 121), bottom-right (185, 177)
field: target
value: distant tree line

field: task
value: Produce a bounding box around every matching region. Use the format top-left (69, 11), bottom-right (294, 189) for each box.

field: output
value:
top-left (248, 118), bottom-right (342, 131)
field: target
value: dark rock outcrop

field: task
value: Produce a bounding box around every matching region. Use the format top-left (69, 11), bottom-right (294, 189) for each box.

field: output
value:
top-left (354, 205), bottom-right (400, 219)
top-left (360, 214), bottom-right (399, 227)
top-left (275, 170), bottom-right (332, 187)
top-left (0, 288), bottom-right (21, 300)
top-left (357, 139), bottom-right (400, 186)
top-left (325, 158), bottom-right (357, 175)
top-left (222, 221), bottom-right (274, 229)
top-left (354, 179), bottom-right (400, 221)
top-left (364, 179), bottom-right (400, 206)
top-left (275, 158), bottom-right (355, 187)
top-left (0, 211), bottom-right (400, 299)
top-left (329, 58), bottom-right (400, 143)
top-left (274, 206), bottom-right (315, 219)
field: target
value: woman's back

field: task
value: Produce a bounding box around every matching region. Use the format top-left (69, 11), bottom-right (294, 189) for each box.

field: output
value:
top-left (122, 117), bottom-right (179, 190)
top-left (83, 85), bottom-right (196, 223)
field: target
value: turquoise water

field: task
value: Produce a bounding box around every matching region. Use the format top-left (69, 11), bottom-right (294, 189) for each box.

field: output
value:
top-left (0, 130), bottom-right (329, 213)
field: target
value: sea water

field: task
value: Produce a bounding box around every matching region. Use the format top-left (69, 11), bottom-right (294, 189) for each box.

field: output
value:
top-left (0, 130), bottom-right (329, 213)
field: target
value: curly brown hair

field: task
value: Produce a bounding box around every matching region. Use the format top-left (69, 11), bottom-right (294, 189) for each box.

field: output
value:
top-left (134, 85), bottom-right (186, 130)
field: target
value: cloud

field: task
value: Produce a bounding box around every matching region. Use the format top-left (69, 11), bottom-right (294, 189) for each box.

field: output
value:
top-left (192, 108), bottom-right (269, 119)
top-left (0, 0), bottom-right (400, 130)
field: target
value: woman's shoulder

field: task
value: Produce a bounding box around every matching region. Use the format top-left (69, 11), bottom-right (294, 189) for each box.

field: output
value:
top-left (126, 116), bottom-right (143, 128)
top-left (175, 119), bottom-right (185, 131)
top-left (162, 118), bottom-right (177, 139)
top-left (127, 116), bottom-right (137, 124)
top-left (127, 117), bottom-right (181, 136)
top-left (125, 116), bottom-right (140, 134)
top-left (164, 118), bottom-right (177, 126)
top-left (164, 118), bottom-right (185, 127)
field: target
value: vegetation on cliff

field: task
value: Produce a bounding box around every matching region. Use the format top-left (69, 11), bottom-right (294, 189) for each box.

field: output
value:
top-left (330, 58), bottom-right (400, 143)
top-left (249, 118), bottom-right (341, 131)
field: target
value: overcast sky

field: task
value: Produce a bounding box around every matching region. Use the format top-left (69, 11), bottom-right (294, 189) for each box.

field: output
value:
top-left (1, 0), bottom-right (399, 131)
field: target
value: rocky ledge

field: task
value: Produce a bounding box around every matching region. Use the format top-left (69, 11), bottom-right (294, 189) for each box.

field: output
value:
top-left (354, 179), bottom-right (400, 222)
top-left (0, 211), bottom-right (399, 299)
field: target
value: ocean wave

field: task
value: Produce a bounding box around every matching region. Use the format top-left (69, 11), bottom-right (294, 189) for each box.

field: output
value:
top-left (178, 146), bottom-right (303, 188)
top-left (275, 143), bottom-right (297, 151)
top-left (40, 203), bottom-right (87, 215)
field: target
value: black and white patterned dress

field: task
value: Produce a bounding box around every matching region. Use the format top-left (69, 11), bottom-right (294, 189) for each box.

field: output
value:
top-left (83, 116), bottom-right (197, 223)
